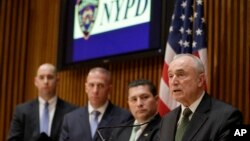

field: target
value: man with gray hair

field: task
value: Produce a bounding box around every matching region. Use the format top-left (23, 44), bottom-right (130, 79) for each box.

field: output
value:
top-left (159, 54), bottom-right (242, 141)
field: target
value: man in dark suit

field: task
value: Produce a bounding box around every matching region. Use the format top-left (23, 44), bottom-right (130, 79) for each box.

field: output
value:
top-left (60, 67), bottom-right (132, 141)
top-left (159, 54), bottom-right (243, 141)
top-left (111, 79), bottom-right (161, 141)
top-left (7, 63), bottom-right (76, 141)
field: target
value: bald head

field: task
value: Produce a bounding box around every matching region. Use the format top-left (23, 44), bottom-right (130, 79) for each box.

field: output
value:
top-left (35, 63), bottom-right (58, 101)
top-left (87, 67), bottom-right (111, 84)
top-left (37, 63), bottom-right (57, 76)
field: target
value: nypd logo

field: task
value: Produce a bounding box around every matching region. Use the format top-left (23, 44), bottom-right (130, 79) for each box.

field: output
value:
top-left (74, 0), bottom-right (150, 40)
top-left (77, 0), bottom-right (99, 40)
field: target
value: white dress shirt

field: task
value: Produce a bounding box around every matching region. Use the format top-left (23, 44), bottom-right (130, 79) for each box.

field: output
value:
top-left (177, 91), bottom-right (205, 126)
top-left (88, 101), bottom-right (109, 123)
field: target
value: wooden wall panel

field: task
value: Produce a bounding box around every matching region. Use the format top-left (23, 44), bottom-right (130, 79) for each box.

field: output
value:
top-left (207, 0), bottom-right (249, 121)
top-left (0, 0), bottom-right (29, 140)
top-left (0, 0), bottom-right (249, 140)
top-left (57, 56), bottom-right (163, 109)
top-left (246, 0), bottom-right (250, 120)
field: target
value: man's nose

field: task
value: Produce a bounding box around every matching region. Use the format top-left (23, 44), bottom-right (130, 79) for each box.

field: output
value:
top-left (136, 98), bottom-right (143, 106)
top-left (170, 76), bottom-right (178, 85)
top-left (92, 85), bottom-right (98, 93)
top-left (44, 77), bottom-right (49, 83)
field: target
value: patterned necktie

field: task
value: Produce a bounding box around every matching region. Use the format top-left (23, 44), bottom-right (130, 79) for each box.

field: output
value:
top-left (40, 102), bottom-right (49, 135)
top-left (90, 111), bottom-right (100, 138)
top-left (129, 126), bottom-right (140, 141)
top-left (175, 108), bottom-right (192, 141)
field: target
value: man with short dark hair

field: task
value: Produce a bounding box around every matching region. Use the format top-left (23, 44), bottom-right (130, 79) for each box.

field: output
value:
top-left (112, 79), bottom-right (161, 141)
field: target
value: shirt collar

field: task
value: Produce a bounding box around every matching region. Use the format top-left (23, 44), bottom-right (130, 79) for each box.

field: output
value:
top-left (133, 113), bottom-right (157, 131)
top-left (38, 95), bottom-right (57, 106)
top-left (88, 100), bottom-right (109, 115)
top-left (134, 112), bottom-right (157, 125)
top-left (181, 91), bottom-right (205, 114)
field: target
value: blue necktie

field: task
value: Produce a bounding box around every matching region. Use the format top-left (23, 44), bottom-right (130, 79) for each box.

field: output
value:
top-left (40, 102), bottom-right (49, 135)
top-left (90, 111), bottom-right (100, 138)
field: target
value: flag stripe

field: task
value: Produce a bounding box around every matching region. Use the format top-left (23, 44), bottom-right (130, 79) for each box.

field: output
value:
top-left (158, 99), bottom-right (170, 116)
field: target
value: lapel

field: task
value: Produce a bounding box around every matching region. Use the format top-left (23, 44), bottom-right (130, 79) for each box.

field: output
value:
top-left (79, 107), bottom-right (93, 140)
top-left (138, 114), bottom-right (161, 141)
top-left (167, 108), bottom-right (181, 141)
top-left (50, 98), bottom-right (63, 138)
top-left (182, 93), bottom-right (211, 141)
top-left (98, 102), bottom-right (114, 127)
top-left (93, 102), bottom-right (114, 141)
top-left (30, 99), bottom-right (40, 139)
top-left (118, 120), bottom-right (134, 141)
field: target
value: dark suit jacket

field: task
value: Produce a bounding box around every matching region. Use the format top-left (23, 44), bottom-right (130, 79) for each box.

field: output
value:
top-left (60, 101), bottom-right (132, 141)
top-left (159, 93), bottom-right (243, 141)
top-left (111, 114), bottom-right (161, 141)
top-left (7, 98), bottom-right (77, 141)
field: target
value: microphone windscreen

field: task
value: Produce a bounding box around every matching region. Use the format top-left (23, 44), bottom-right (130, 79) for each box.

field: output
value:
top-left (36, 133), bottom-right (52, 141)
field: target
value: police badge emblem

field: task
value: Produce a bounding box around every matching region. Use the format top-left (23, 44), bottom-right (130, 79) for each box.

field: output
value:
top-left (77, 0), bottom-right (98, 40)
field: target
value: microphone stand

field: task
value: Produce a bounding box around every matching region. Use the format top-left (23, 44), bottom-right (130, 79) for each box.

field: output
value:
top-left (97, 129), bottom-right (106, 141)
top-left (97, 121), bottom-right (150, 141)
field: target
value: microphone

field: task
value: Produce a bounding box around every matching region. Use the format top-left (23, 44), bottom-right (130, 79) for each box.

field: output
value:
top-left (97, 121), bottom-right (150, 141)
top-left (36, 132), bottom-right (52, 141)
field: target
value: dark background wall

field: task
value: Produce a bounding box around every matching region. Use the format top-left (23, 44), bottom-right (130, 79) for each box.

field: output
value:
top-left (0, 0), bottom-right (249, 140)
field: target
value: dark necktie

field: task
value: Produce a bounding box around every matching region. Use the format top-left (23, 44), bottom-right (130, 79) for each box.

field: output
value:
top-left (90, 111), bottom-right (100, 138)
top-left (175, 108), bottom-right (192, 141)
top-left (40, 102), bottom-right (49, 135)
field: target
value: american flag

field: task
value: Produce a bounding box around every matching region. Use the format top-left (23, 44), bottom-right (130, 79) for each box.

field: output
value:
top-left (158, 0), bottom-right (208, 116)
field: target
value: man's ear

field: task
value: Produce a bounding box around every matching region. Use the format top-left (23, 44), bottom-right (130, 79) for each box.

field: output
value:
top-left (198, 73), bottom-right (205, 87)
top-left (109, 84), bottom-right (112, 90)
top-left (154, 95), bottom-right (159, 101)
top-left (56, 76), bottom-right (60, 82)
top-left (85, 82), bottom-right (88, 93)
top-left (34, 77), bottom-right (38, 87)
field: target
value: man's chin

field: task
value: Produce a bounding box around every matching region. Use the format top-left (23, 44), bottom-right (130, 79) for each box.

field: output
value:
top-left (173, 94), bottom-right (184, 101)
top-left (41, 92), bottom-right (54, 97)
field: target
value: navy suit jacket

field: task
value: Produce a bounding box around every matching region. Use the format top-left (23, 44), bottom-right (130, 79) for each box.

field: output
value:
top-left (60, 101), bottom-right (132, 141)
top-left (111, 114), bottom-right (161, 141)
top-left (159, 93), bottom-right (243, 141)
top-left (7, 98), bottom-right (76, 141)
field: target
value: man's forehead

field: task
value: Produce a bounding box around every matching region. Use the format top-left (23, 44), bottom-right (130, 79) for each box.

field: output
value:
top-left (37, 65), bottom-right (55, 75)
top-left (87, 71), bottom-right (110, 80)
top-left (169, 61), bottom-right (186, 70)
top-left (169, 68), bottom-right (185, 73)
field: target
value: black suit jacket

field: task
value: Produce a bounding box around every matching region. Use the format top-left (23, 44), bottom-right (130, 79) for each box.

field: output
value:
top-left (7, 98), bottom-right (76, 141)
top-left (111, 114), bottom-right (161, 141)
top-left (159, 93), bottom-right (243, 141)
top-left (60, 101), bottom-right (132, 141)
